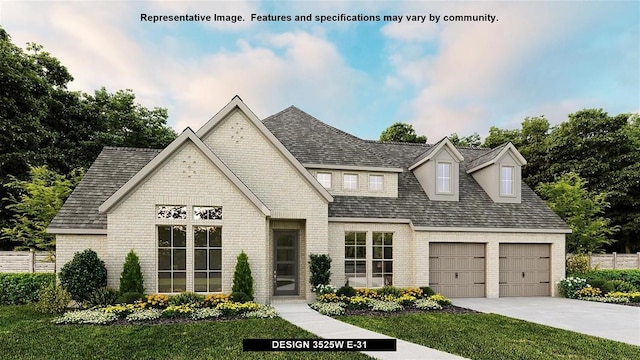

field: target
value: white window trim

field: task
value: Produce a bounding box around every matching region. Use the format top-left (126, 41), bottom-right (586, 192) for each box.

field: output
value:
top-left (368, 174), bottom-right (384, 192)
top-left (316, 172), bottom-right (332, 189)
top-left (435, 161), bottom-right (453, 195)
top-left (343, 173), bottom-right (359, 191)
top-left (500, 165), bottom-right (516, 197)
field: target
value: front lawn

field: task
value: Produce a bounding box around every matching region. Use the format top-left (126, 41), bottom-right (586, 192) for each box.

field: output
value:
top-left (0, 305), bottom-right (371, 360)
top-left (339, 312), bottom-right (640, 360)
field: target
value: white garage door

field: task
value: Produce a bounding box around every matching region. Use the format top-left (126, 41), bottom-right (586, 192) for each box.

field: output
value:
top-left (499, 243), bottom-right (550, 297)
top-left (429, 243), bottom-right (486, 298)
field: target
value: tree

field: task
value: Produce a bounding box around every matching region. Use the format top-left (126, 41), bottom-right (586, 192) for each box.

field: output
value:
top-left (380, 122), bottom-right (427, 143)
top-left (1, 166), bottom-right (81, 250)
top-left (58, 249), bottom-right (108, 303)
top-left (232, 251), bottom-right (254, 301)
top-left (448, 132), bottom-right (481, 147)
top-left (482, 126), bottom-right (521, 148)
top-left (119, 250), bottom-right (144, 295)
top-left (537, 172), bottom-right (618, 253)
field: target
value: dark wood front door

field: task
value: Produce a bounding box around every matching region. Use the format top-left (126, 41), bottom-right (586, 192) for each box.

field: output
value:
top-left (273, 230), bottom-right (299, 295)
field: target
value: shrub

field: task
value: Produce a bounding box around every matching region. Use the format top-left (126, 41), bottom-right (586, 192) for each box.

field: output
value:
top-left (309, 254), bottom-right (332, 291)
top-left (59, 249), bottom-right (107, 303)
top-left (0, 273), bottom-right (55, 305)
top-left (35, 284), bottom-right (72, 314)
top-left (566, 254), bottom-right (591, 275)
top-left (310, 301), bottom-right (345, 316)
top-left (415, 299), bottom-right (442, 311)
top-left (336, 285), bottom-right (356, 297)
top-left (420, 286), bottom-right (436, 297)
top-left (606, 280), bottom-right (636, 293)
top-left (377, 285), bottom-right (402, 297)
top-left (119, 250), bottom-right (144, 295)
top-left (232, 251), bottom-right (254, 301)
top-left (429, 294), bottom-right (452, 306)
top-left (370, 299), bottom-right (403, 312)
top-left (54, 309), bottom-right (117, 325)
top-left (87, 287), bottom-right (119, 308)
top-left (558, 277), bottom-right (589, 298)
top-left (583, 270), bottom-right (640, 289)
top-left (169, 291), bottom-right (204, 306)
top-left (116, 291), bottom-right (144, 304)
top-left (126, 309), bottom-right (162, 322)
top-left (586, 278), bottom-right (607, 292)
top-left (231, 291), bottom-right (252, 303)
top-left (145, 294), bottom-right (170, 308)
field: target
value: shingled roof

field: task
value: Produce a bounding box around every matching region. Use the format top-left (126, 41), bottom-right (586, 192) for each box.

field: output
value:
top-left (50, 105), bottom-right (568, 231)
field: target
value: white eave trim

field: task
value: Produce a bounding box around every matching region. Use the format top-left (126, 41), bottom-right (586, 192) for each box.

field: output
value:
top-left (305, 164), bottom-right (403, 173)
top-left (47, 228), bottom-right (107, 235)
top-left (98, 128), bottom-right (271, 216)
top-left (328, 217), bottom-right (412, 224)
top-left (196, 97), bottom-right (334, 203)
top-left (413, 226), bottom-right (571, 234)
top-left (408, 137), bottom-right (464, 171)
top-left (467, 142), bottom-right (527, 173)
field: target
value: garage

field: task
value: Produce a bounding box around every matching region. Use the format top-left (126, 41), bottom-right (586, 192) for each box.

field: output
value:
top-left (499, 243), bottom-right (550, 296)
top-left (429, 243), bottom-right (486, 298)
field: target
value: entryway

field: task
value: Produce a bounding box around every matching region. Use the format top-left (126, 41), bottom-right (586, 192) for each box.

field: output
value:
top-left (273, 230), bottom-right (299, 296)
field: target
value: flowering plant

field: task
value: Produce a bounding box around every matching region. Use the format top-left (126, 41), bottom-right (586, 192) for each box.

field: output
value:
top-left (313, 284), bottom-right (337, 295)
top-left (558, 277), bottom-right (589, 299)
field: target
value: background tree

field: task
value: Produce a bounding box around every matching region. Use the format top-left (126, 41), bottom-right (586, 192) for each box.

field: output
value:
top-left (1, 166), bottom-right (82, 250)
top-left (537, 172), bottom-right (618, 253)
top-left (379, 122), bottom-right (427, 143)
top-left (448, 132), bottom-right (481, 147)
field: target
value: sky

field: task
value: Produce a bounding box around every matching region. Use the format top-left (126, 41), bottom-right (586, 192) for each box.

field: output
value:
top-left (1, 0), bottom-right (638, 142)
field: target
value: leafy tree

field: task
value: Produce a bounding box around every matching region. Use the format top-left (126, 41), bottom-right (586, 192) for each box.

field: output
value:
top-left (537, 172), bottom-right (618, 253)
top-left (58, 249), bottom-right (107, 303)
top-left (482, 126), bottom-right (521, 148)
top-left (119, 250), bottom-right (145, 295)
top-left (448, 132), bottom-right (481, 147)
top-left (232, 251), bottom-right (254, 301)
top-left (380, 122), bottom-right (427, 143)
top-left (1, 166), bottom-right (82, 250)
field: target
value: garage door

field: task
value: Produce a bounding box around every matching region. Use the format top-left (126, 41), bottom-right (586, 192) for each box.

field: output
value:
top-left (499, 244), bottom-right (550, 296)
top-left (429, 243), bottom-right (485, 298)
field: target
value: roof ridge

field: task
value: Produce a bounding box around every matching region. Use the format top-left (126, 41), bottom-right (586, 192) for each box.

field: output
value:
top-left (264, 106), bottom-right (366, 142)
top-left (364, 139), bottom-right (432, 147)
top-left (102, 146), bottom-right (163, 152)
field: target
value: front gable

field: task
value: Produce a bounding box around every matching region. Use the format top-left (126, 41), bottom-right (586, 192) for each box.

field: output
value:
top-left (410, 138), bottom-right (464, 202)
top-left (467, 143), bottom-right (526, 203)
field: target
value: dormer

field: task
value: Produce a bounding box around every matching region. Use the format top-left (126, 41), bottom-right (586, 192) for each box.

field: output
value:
top-left (466, 143), bottom-right (527, 203)
top-left (409, 138), bottom-right (464, 201)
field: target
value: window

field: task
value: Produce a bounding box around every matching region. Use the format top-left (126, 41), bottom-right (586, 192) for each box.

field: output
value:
top-left (343, 174), bottom-right (358, 190)
top-left (194, 226), bottom-right (222, 292)
top-left (194, 206), bottom-right (222, 220)
top-left (500, 165), bottom-right (514, 196)
top-left (436, 162), bottom-right (452, 193)
top-left (157, 205), bottom-right (187, 219)
top-left (369, 175), bottom-right (383, 191)
top-left (158, 225), bottom-right (187, 292)
top-left (316, 172), bottom-right (332, 189)
top-left (372, 232), bottom-right (393, 286)
top-left (345, 232), bottom-right (366, 287)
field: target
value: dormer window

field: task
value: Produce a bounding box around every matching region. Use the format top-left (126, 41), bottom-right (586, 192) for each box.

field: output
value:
top-left (343, 174), bottom-right (358, 190)
top-left (436, 162), bottom-right (452, 194)
top-left (369, 175), bottom-right (383, 191)
top-left (316, 172), bottom-right (332, 189)
top-left (500, 165), bottom-right (515, 196)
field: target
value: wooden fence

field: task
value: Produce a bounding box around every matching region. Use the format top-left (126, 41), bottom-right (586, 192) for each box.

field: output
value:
top-left (0, 251), bottom-right (55, 273)
top-left (587, 252), bottom-right (640, 270)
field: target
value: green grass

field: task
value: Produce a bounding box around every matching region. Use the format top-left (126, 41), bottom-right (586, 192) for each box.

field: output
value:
top-left (0, 305), bottom-right (370, 359)
top-left (339, 312), bottom-right (640, 360)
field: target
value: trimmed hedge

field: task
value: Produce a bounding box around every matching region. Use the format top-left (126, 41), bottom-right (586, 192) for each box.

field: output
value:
top-left (579, 269), bottom-right (640, 289)
top-left (0, 273), bottom-right (56, 305)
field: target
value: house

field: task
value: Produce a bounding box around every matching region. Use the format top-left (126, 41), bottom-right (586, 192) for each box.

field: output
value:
top-left (48, 96), bottom-right (569, 303)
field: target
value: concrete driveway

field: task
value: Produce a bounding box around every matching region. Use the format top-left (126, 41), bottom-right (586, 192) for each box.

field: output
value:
top-left (453, 297), bottom-right (640, 346)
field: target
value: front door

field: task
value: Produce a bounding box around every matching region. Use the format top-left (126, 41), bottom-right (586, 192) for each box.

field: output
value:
top-left (273, 230), bottom-right (299, 296)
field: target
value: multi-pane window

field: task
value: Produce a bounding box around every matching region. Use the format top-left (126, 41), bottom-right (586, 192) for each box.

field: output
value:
top-left (316, 172), bottom-right (332, 189)
top-left (194, 226), bottom-right (222, 292)
top-left (345, 232), bottom-right (367, 287)
top-left (436, 162), bottom-right (452, 193)
top-left (343, 174), bottom-right (358, 190)
top-left (369, 175), bottom-right (383, 191)
top-left (372, 232), bottom-right (393, 286)
top-left (500, 166), bottom-right (514, 196)
top-left (158, 225), bottom-right (187, 292)
top-left (193, 206), bottom-right (222, 220)
top-left (157, 205), bottom-right (187, 219)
